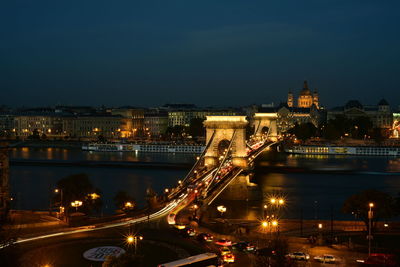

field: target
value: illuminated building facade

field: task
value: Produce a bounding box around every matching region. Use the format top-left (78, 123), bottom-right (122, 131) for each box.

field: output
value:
top-left (64, 115), bottom-right (130, 139)
top-left (392, 111), bottom-right (400, 138)
top-left (167, 109), bottom-right (239, 127)
top-left (111, 108), bottom-right (144, 138)
top-left (328, 99), bottom-right (392, 129)
top-left (288, 81), bottom-right (319, 108)
top-left (13, 113), bottom-right (65, 138)
top-left (144, 110), bottom-right (168, 137)
top-left (259, 104), bottom-right (323, 133)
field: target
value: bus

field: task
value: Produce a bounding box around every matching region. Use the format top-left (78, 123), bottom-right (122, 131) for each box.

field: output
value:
top-left (158, 253), bottom-right (220, 267)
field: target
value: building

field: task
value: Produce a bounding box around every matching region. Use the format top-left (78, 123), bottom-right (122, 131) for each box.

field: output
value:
top-left (287, 81), bottom-right (319, 108)
top-left (13, 112), bottom-right (66, 138)
top-left (0, 144), bottom-right (10, 221)
top-left (167, 109), bottom-right (240, 127)
top-left (111, 108), bottom-right (145, 138)
top-left (258, 103), bottom-right (323, 133)
top-left (64, 115), bottom-right (129, 139)
top-left (392, 108), bottom-right (400, 138)
top-left (144, 110), bottom-right (169, 137)
top-left (328, 99), bottom-right (392, 129)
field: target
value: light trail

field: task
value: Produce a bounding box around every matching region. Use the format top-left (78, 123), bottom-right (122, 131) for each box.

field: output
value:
top-left (2, 141), bottom-right (278, 249)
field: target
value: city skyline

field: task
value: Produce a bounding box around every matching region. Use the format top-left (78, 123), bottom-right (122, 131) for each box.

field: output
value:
top-left (2, 1), bottom-right (400, 108)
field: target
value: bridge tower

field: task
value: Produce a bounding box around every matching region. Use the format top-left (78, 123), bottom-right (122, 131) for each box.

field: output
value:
top-left (203, 116), bottom-right (248, 169)
top-left (252, 113), bottom-right (278, 141)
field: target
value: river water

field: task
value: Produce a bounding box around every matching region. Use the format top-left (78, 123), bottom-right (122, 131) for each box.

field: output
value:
top-left (8, 147), bottom-right (400, 219)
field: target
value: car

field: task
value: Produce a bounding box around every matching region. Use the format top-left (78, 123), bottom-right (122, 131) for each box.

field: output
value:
top-left (173, 224), bottom-right (186, 230)
top-left (232, 241), bottom-right (256, 252)
top-left (197, 233), bottom-right (214, 242)
top-left (184, 227), bottom-right (196, 237)
top-left (223, 253), bottom-right (235, 263)
top-left (286, 252), bottom-right (310, 260)
top-left (314, 254), bottom-right (337, 263)
top-left (219, 246), bottom-right (232, 256)
top-left (215, 239), bottom-right (232, 246)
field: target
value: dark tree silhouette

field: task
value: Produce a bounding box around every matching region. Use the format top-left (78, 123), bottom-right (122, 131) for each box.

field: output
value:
top-left (342, 190), bottom-right (395, 231)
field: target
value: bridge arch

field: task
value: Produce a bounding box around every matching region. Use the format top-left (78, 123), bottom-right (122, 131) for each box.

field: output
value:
top-left (252, 113), bottom-right (278, 141)
top-left (203, 116), bottom-right (248, 168)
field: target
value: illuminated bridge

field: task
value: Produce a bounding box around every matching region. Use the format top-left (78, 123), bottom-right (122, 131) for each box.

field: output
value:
top-left (5, 113), bottom-right (282, 247)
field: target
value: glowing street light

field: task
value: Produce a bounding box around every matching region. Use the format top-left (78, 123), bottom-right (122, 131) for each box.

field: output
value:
top-left (261, 221), bottom-right (268, 228)
top-left (318, 223), bottom-right (323, 229)
top-left (89, 192), bottom-right (100, 200)
top-left (217, 205), bottom-right (227, 217)
top-left (270, 198), bottom-right (276, 204)
top-left (71, 200), bottom-right (83, 212)
top-left (271, 220), bottom-right (278, 227)
top-left (126, 234), bottom-right (143, 254)
top-left (368, 202), bottom-right (374, 256)
top-left (124, 202), bottom-right (134, 209)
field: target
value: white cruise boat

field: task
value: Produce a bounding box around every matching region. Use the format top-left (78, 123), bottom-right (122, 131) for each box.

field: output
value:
top-left (82, 143), bottom-right (205, 154)
top-left (285, 145), bottom-right (400, 156)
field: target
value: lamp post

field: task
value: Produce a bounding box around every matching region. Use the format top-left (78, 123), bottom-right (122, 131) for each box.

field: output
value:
top-left (71, 200), bottom-right (83, 212)
top-left (217, 205), bottom-right (227, 218)
top-left (54, 188), bottom-right (63, 216)
top-left (368, 203), bottom-right (374, 256)
top-left (126, 235), bottom-right (143, 255)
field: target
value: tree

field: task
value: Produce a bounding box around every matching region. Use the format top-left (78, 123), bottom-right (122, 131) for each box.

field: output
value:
top-left (55, 173), bottom-right (102, 215)
top-left (165, 125), bottom-right (187, 139)
top-left (290, 122), bottom-right (317, 141)
top-left (114, 191), bottom-right (136, 211)
top-left (188, 118), bottom-right (205, 138)
top-left (323, 124), bottom-right (341, 140)
top-left (342, 190), bottom-right (395, 231)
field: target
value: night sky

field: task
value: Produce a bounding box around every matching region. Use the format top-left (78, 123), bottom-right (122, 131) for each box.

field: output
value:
top-left (2, 1), bottom-right (399, 108)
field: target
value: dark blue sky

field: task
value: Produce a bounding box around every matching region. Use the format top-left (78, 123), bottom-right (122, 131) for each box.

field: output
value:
top-left (1, 0), bottom-right (399, 108)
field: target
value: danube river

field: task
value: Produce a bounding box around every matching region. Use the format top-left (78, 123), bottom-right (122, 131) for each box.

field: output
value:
top-left (9, 147), bottom-right (400, 219)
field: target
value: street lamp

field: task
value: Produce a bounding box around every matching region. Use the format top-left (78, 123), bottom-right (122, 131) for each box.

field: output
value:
top-left (71, 200), bottom-right (83, 212)
top-left (217, 205), bottom-right (227, 217)
top-left (368, 202), bottom-right (374, 256)
top-left (124, 201), bottom-right (134, 210)
top-left (54, 188), bottom-right (63, 215)
top-left (126, 235), bottom-right (143, 255)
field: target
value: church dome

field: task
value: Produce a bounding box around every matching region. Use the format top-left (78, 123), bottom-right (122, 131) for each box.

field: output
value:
top-left (299, 80), bottom-right (311, 95)
top-left (378, 98), bottom-right (389, 106)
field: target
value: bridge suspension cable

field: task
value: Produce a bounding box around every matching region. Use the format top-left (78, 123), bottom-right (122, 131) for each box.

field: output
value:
top-left (203, 129), bottom-right (237, 196)
top-left (180, 130), bottom-right (216, 185)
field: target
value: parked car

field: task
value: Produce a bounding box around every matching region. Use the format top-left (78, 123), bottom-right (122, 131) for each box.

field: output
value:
top-left (197, 233), bottom-right (213, 242)
top-left (215, 239), bottom-right (232, 246)
top-left (314, 254), bottom-right (337, 263)
top-left (286, 252), bottom-right (310, 260)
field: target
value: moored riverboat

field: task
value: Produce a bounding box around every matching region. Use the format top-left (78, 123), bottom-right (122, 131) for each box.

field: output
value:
top-left (82, 143), bottom-right (205, 153)
top-left (285, 145), bottom-right (400, 156)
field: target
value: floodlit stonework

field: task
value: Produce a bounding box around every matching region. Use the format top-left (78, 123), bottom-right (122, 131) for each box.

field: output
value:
top-left (203, 116), bottom-right (248, 168)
